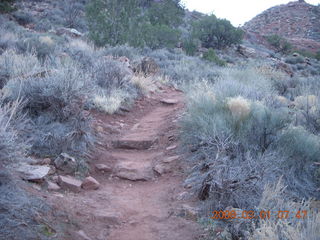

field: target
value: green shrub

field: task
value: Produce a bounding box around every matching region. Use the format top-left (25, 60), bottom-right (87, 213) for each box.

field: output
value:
top-left (140, 24), bottom-right (181, 49)
top-left (3, 55), bottom-right (94, 158)
top-left (192, 14), bottom-right (243, 49)
top-left (0, 0), bottom-right (16, 13)
top-left (316, 51), bottom-right (320, 61)
top-left (266, 34), bottom-right (292, 54)
top-left (285, 56), bottom-right (305, 64)
top-left (86, 0), bottom-right (184, 49)
top-left (182, 37), bottom-right (198, 56)
top-left (202, 48), bottom-right (226, 66)
top-left (278, 126), bottom-right (320, 164)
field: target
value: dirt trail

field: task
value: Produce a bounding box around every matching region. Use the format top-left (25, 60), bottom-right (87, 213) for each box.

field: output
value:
top-left (51, 86), bottom-right (203, 240)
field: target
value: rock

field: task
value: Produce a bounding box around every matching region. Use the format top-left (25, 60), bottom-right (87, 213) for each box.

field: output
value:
top-left (113, 139), bottom-right (156, 150)
top-left (48, 165), bottom-right (56, 175)
top-left (58, 175), bottom-right (82, 193)
top-left (177, 192), bottom-right (189, 201)
top-left (74, 230), bottom-right (92, 240)
top-left (237, 45), bottom-right (257, 58)
top-left (104, 124), bottom-right (120, 134)
top-left (42, 158), bottom-right (51, 165)
top-left (114, 160), bottom-right (153, 181)
top-left (163, 155), bottom-right (180, 163)
top-left (275, 61), bottom-right (294, 77)
top-left (51, 175), bottom-right (59, 183)
top-left (179, 204), bottom-right (199, 221)
top-left (56, 27), bottom-right (83, 37)
top-left (54, 153), bottom-right (77, 174)
top-left (153, 163), bottom-right (171, 175)
top-left (30, 158), bottom-right (51, 165)
top-left (160, 99), bottom-right (179, 105)
top-left (292, 52), bottom-right (300, 57)
top-left (95, 164), bottom-right (112, 173)
top-left (47, 181), bottom-right (61, 191)
top-left (81, 176), bottom-right (100, 190)
top-left (94, 211), bottom-right (121, 226)
top-left (17, 163), bottom-right (50, 182)
top-left (166, 145), bottom-right (177, 151)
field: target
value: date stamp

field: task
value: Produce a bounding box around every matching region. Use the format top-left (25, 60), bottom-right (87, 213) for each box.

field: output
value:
top-left (210, 210), bottom-right (308, 220)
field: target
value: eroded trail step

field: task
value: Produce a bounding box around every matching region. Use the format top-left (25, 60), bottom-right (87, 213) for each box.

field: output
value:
top-left (49, 87), bottom-right (203, 240)
top-left (112, 105), bottom-right (175, 150)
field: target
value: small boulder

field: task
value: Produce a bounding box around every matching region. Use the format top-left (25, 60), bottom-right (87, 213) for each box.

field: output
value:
top-left (153, 163), bottom-right (171, 175)
top-left (58, 175), bottom-right (82, 193)
top-left (93, 211), bottom-right (121, 226)
top-left (81, 176), bottom-right (100, 190)
top-left (95, 164), bottom-right (112, 173)
top-left (74, 230), bottom-right (92, 240)
top-left (160, 99), bottom-right (178, 105)
top-left (163, 155), bottom-right (180, 163)
top-left (47, 181), bottom-right (61, 191)
top-left (166, 145), bottom-right (177, 151)
top-left (54, 153), bottom-right (77, 174)
top-left (17, 163), bottom-right (50, 182)
top-left (115, 160), bottom-right (153, 181)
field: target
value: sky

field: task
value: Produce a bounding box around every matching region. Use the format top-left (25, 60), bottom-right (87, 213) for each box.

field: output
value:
top-left (181, 0), bottom-right (320, 26)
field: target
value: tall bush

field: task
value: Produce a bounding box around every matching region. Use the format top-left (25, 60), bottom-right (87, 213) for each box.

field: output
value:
top-left (192, 14), bottom-right (243, 49)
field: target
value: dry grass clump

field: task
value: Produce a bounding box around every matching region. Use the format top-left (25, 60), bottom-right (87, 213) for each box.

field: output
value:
top-left (250, 180), bottom-right (320, 240)
top-left (93, 89), bottom-right (130, 114)
top-left (227, 96), bottom-right (251, 119)
top-left (294, 95), bottom-right (318, 110)
top-left (131, 74), bottom-right (158, 95)
top-left (38, 36), bottom-right (54, 46)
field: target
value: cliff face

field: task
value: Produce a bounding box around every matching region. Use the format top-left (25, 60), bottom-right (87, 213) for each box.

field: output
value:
top-left (243, 1), bottom-right (320, 52)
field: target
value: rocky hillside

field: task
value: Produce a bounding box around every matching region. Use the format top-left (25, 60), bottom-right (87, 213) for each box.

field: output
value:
top-left (243, 0), bottom-right (320, 52)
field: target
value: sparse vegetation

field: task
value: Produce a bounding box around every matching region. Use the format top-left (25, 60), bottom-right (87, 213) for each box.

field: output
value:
top-left (0, 0), bottom-right (319, 239)
top-left (266, 34), bottom-right (293, 54)
top-left (191, 14), bottom-right (244, 49)
top-left (202, 48), bottom-right (226, 66)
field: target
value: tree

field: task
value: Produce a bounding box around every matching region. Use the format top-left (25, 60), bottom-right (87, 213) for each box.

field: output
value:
top-left (0, 0), bottom-right (16, 13)
top-left (266, 34), bottom-right (292, 54)
top-left (86, 0), bottom-right (185, 49)
top-left (192, 14), bottom-right (243, 49)
top-left (86, 0), bottom-right (141, 47)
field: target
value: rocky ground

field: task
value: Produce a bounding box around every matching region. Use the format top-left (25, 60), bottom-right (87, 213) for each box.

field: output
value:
top-left (19, 85), bottom-right (205, 240)
top-left (243, 0), bottom-right (320, 53)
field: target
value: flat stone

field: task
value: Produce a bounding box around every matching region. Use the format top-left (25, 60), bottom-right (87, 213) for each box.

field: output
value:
top-left (58, 175), bottom-right (82, 193)
top-left (47, 181), bottom-right (61, 191)
top-left (115, 160), bottom-right (153, 181)
top-left (81, 176), bottom-right (100, 190)
top-left (74, 230), bottom-right (92, 240)
top-left (166, 145), bottom-right (177, 151)
top-left (94, 211), bottom-right (121, 226)
top-left (163, 155), bottom-right (180, 163)
top-left (160, 99), bottom-right (178, 105)
top-left (17, 163), bottom-right (50, 182)
top-left (42, 158), bottom-right (52, 165)
top-left (153, 163), bottom-right (171, 175)
top-left (95, 164), bottom-right (112, 173)
top-left (112, 139), bottom-right (156, 150)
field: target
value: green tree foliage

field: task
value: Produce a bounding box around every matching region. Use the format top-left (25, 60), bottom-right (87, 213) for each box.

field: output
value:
top-left (266, 34), bottom-right (293, 54)
top-left (316, 51), bottom-right (320, 61)
top-left (203, 48), bottom-right (226, 66)
top-left (86, 0), bottom-right (141, 47)
top-left (191, 14), bottom-right (243, 49)
top-left (86, 0), bottom-right (185, 49)
top-left (0, 0), bottom-right (16, 13)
